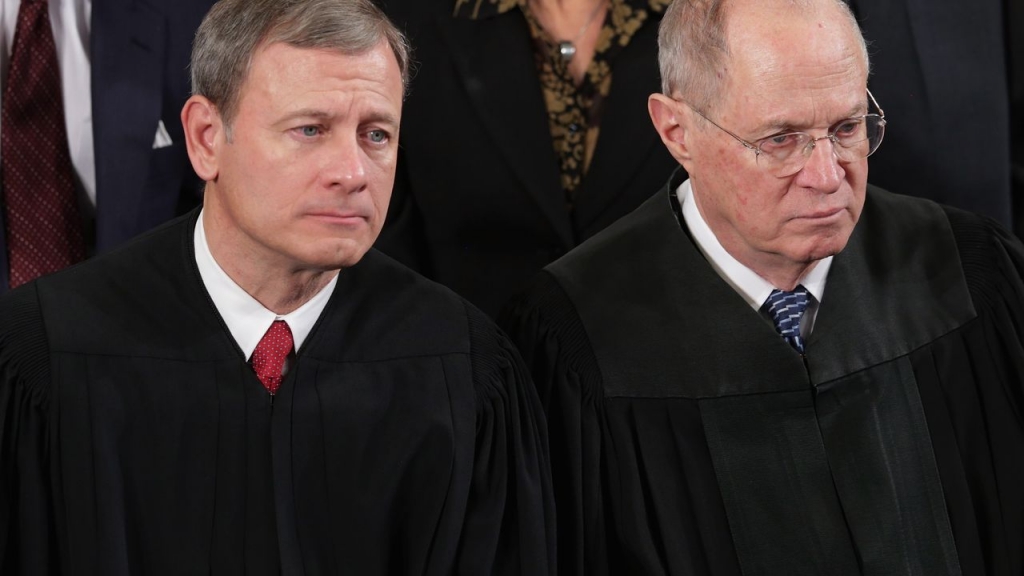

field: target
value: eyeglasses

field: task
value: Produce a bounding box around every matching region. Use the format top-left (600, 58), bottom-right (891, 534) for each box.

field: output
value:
top-left (685, 89), bottom-right (886, 178)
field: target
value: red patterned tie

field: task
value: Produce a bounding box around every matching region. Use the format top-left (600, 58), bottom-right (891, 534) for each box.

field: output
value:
top-left (251, 320), bottom-right (294, 395)
top-left (2, 0), bottom-right (84, 288)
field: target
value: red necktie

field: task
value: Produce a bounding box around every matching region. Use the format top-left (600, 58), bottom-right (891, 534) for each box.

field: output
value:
top-left (251, 320), bottom-right (294, 395)
top-left (2, 0), bottom-right (84, 288)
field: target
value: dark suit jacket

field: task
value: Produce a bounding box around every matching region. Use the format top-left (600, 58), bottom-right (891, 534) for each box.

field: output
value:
top-left (848, 0), bottom-right (1012, 226)
top-left (377, 0), bottom-right (680, 316)
top-left (0, 0), bottom-right (215, 292)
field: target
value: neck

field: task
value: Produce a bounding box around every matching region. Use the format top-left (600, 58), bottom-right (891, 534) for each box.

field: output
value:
top-left (690, 186), bottom-right (822, 292)
top-left (201, 209), bottom-right (338, 315)
top-left (231, 267), bottom-right (336, 316)
top-left (748, 259), bottom-right (819, 292)
top-left (717, 236), bottom-right (822, 292)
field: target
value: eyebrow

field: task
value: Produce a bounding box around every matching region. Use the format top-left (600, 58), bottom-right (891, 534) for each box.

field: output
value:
top-left (273, 109), bottom-right (400, 129)
top-left (750, 103), bottom-right (869, 137)
top-left (275, 109), bottom-right (335, 125)
top-left (360, 111), bottom-right (400, 129)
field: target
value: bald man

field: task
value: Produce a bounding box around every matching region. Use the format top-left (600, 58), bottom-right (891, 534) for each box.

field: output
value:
top-left (502, 0), bottom-right (1024, 574)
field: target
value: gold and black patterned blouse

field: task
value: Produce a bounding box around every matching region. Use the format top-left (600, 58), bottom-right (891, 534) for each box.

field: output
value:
top-left (453, 0), bottom-right (669, 205)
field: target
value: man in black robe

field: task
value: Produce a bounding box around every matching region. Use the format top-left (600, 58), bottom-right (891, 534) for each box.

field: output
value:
top-left (501, 0), bottom-right (1024, 574)
top-left (0, 0), bottom-right (555, 573)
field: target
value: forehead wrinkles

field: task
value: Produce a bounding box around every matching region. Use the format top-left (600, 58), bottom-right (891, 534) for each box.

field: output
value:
top-left (240, 43), bottom-right (402, 120)
top-left (300, 78), bottom-right (399, 108)
top-left (718, 6), bottom-right (866, 119)
top-left (747, 51), bottom-right (865, 106)
top-left (725, 0), bottom-right (863, 73)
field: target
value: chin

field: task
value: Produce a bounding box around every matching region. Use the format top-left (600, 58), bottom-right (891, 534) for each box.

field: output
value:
top-left (299, 238), bottom-right (375, 271)
top-left (800, 233), bottom-right (852, 262)
top-left (328, 248), bottom-right (372, 270)
top-left (789, 216), bottom-right (856, 259)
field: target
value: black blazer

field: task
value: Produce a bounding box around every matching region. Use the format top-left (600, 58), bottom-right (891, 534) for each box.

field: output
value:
top-left (378, 0), bottom-right (680, 316)
top-left (0, 0), bottom-right (215, 292)
top-left (849, 0), bottom-right (1012, 226)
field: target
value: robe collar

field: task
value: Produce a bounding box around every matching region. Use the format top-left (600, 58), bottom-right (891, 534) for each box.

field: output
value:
top-left (547, 168), bottom-right (976, 397)
top-left (193, 210), bottom-right (337, 359)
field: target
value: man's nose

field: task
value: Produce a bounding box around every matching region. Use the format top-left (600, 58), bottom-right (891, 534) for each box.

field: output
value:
top-left (793, 136), bottom-right (844, 192)
top-left (322, 134), bottom-right (368, 190)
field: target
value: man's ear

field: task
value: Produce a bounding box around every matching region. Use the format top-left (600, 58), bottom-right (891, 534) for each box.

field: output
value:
top-left (648, 93), bottom-right (694, 166)
top-left (181, 95), bottom-right (223, 182)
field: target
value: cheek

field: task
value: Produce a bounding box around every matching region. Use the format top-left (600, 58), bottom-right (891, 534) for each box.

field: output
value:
top-left (732, 184), bottom-right (766, 211)
top-left (226, 143), bottom-right (295, 204)
top-left (369, 155), bottom-right (396, 200)
top-left (706, 151), bottom-right (768, 221)
top-left (732, 195), bottom-right (750, 224)
top-left (731, 181), bottom-right (784, 232)
top-left (849, 163), bottom-right (869, 194)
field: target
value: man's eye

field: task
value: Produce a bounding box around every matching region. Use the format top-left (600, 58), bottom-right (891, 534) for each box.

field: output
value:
top-left (834, 119), bottom-right (863, 138)
top-left (760, 133), bottom-right (800, 151)
top-left (300, 126), bottom-right (320, 137)
top-left (366, 129), bottom-right (388, 143)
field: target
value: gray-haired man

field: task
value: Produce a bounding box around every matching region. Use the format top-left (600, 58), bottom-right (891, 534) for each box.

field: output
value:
top-left (0, 0), bottom-right (555, 573)
top-left (502, 0), bottom-right (1024, 574)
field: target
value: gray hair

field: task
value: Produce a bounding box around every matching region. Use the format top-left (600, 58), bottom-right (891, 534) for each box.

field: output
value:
top-left (657, 0), bottom-right (869, 111)
top-left (191, 0), bottom-right (411, 129)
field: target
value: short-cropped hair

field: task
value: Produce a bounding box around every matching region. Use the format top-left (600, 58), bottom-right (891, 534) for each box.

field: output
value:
top-left (191, 0), bottom-right (411, 128)
top-left (658, 0), bottom-right (868, 112)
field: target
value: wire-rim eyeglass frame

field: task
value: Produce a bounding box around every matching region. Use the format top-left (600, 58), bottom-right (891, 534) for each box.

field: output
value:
top-left (682, 89), bottom-right (886, 177)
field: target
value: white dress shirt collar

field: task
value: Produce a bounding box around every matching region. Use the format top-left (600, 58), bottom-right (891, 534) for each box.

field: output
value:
top-left (194, 210), bottom-right (337, 360)
top-left (677, 178), bottom-right (831, 311)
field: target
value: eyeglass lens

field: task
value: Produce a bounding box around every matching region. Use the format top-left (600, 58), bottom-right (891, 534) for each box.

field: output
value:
top-left (758, 115), bottom-right (885, 177)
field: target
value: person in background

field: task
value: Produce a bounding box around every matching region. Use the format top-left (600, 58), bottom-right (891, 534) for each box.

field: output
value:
top-left (0, 0), bottom-right (555, 573)
top-left (848, 0), bottom-right (1012, 227)
top-left (377, 0), bottom-right (679, 316)
top-left (502, 0), bottom-right (1024, 573)
top-left (0, 0), bottom-right (215, 293)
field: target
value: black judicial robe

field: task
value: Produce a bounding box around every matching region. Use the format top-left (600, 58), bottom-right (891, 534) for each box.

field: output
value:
top-left (501, 171), bottom-right (1024, 576)
top-left (0, 212), bottom-right (556, 575)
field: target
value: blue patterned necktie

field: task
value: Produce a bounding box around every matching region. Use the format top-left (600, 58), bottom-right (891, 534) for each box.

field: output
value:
top-left (765, 285), bottom-right (810, 353)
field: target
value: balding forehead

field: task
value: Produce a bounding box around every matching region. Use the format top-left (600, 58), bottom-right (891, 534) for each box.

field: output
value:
top-left (725, 0), bottom-right (853, 37)
top-left (723, 0), bottom-right (868, 75)
top-left (726, 0), bottom-right (847, 16)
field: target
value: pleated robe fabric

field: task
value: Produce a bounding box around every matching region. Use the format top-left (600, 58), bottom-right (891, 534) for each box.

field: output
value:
top-left (0, 211), bottom-right (556, 575)
top-left (501, 171), bottom-right (1024, 576)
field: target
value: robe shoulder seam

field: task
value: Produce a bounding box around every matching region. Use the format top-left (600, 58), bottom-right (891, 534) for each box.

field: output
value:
top-left (0, 282), bottom-right (53, 407)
